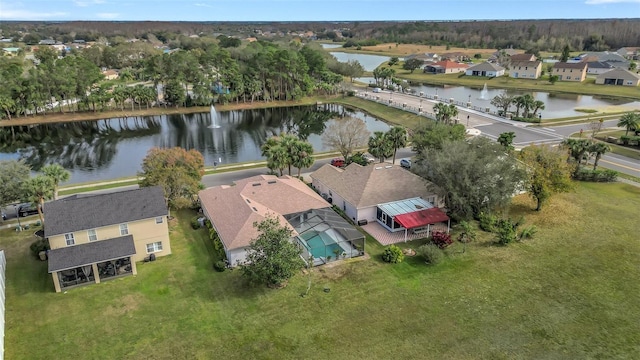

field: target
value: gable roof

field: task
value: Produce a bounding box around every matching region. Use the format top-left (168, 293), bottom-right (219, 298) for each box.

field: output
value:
top-left (587, 61), bottom-right (615, 69)
top-left (596, 68), bottom-right (640, 81)
top-left (510, 60), bottom-right (542, 68)
top-left (467, 62), bottom-right (505, 72)
top-left (431, 60), bottom-right (469, 70)
top-left (44, 186), bottom-right (168, 237)
top-left (48, 235), bottom-right (136, 273)
top-left (198, 175), bottom-right (330, 250)
top-left (310, 163), bottom-right (441, 209)
top-left (553, 62), bottom-right (587, 70)
top-left (509, 53), bottom-right (536, 61)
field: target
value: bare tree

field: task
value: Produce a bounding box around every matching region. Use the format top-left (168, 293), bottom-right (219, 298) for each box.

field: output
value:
top-left (322, 116), bottom-right (371, 160)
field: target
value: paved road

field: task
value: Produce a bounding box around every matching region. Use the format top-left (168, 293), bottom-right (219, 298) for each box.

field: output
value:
top-left (357, 90), bottom-right (640, 178)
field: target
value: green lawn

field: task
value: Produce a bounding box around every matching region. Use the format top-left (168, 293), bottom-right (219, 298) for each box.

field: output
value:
top-left (4, 183), bottom-right (640, 359)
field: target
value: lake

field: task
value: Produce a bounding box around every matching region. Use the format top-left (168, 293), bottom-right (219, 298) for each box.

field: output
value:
top-left (329, 52), bottom-right (394, 72)
top-left (0, 105), bottom-right (390, 184)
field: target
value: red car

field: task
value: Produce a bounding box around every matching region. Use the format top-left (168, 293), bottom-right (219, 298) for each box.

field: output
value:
top-left (330, 158), bottom-right (345, 168)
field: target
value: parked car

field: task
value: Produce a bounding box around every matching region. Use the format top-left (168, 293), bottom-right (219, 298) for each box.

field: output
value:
top-left (372, 87), bottom-right (382, 93)
top-left (17, 203), bottom-right (40, 217)
top-left (330, 158), bottom-right (345, 168)
top-left (400, 159), bottom-right (412, 169)
top-left (363, 153), bottom-right (376, 163)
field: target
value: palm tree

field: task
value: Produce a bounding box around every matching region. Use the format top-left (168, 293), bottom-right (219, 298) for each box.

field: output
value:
top-left (267, 145), bottom-right (288, 176)
top-left (497, 132), bottom-right (516, 151)
top-left (42, 163), bottom-right (71, 199)
top-left (291, 141), bottom-right (314, 177)
top-left (531, 100), bottom-right (546, 118)
top-left (433, 103), bottom-right (458, 124)
top-left (385, 127), bottom-right (407, 164)
top-left (368, 131), bottom-right (393, 163)
top-left (589, 142), bottom-right (610, 170)
top-left (562, 138), bottom-right (590, 168)
top-left (22, 175), bottom-right (54, 225)
top-left (617, 112), bottom-right (640, 136)
top-left (278, 133), bottom-right (299, 175)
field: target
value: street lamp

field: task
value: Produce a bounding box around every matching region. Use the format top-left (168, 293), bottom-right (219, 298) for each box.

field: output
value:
top-left (14, 204), bottom-right (22, 231)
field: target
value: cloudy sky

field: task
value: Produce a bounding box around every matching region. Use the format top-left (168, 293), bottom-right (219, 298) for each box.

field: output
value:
top-left (0, 0), bottom-right (638, 21)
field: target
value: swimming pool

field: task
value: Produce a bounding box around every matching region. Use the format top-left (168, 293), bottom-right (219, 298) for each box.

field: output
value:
top-left (300, 231), bottom-right (344, 260)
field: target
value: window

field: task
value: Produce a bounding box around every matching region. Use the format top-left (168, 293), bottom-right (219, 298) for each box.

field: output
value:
top-left (146, 241), bottom-right (163, 253)
top-left (155, 216), bottom-right (164, 224)
top-left (65, 233), bottom-right (75, 246)
top-left (87, 229), bottom-right (97, 241)
top-left (119, 223), bottom-right (129, 236)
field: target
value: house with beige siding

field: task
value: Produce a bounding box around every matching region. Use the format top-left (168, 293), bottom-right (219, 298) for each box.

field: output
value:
top-left (595, 68), bottom-right (640, 86)
top-left (310, 164), bottom-right (447, 238)
top-left (552, 62), bottom-right (587, 82)
top-left (509, 61), bottom-right (542, 79)
top-left (465, 62), bottom-right (505, 77)
top-left (424, 60), bottom-right (469, 74)
top-left (199, 175), bottom-right (364, 267)
top-left (45, 186), bottom-right (170, 292)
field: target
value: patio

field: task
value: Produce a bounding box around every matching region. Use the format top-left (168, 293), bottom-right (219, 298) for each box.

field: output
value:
top-left (362, 221), bottom-right (449, 245)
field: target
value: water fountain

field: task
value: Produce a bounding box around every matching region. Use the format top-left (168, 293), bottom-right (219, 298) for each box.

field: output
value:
top-left (479, 83), bottom-right (488, 100)
top-left (208, 105), bottom-right (221, 129)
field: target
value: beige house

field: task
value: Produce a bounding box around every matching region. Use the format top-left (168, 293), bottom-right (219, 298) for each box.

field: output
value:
top-left (509, 53), bottom-right (537, 62)
top-left (310, 163), bottom-right (446, 234)
top-left (509, 61), bottom-right (542, 79)
top-left (595, 68), bottom-right (640, 86)
top-left (102, 69), bottom-right (119, 80)
top-left (199, 175), bottom-right (338, 266)
top-left (552, 62), bottom-right (587, 82)
top-left (424, 60), bottom-right (469, 74)
top-left (45, 186), bottom-right (170, 292)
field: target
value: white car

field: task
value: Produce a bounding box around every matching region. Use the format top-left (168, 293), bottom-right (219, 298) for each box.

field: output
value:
top-left (372, 87), bottom-right (382, 93)
top-left (363, 153), bottom-right (376, 163)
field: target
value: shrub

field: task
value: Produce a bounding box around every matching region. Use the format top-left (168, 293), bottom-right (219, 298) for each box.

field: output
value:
top-left (519, 225), bottom-right (538, 241)
top-left (430, 231), bottom-right (453, 249)
top-left (574, 168), bottom-right (618, 182)
top-left (382, 245), bottom-right (405, 263)
top-left (30, 238), bottom-right (50, 258)
top-left (478, 212), bottom-right (498, 232)
top-left (417, 244), bottom-right (444, 265)
top-left (495, 218), bottom-right (519, 245)
top-left (620, 135), bottom-right (630, 145)
top-left (191, 216), bottom-right (201, 229)
top-left (214, 260), bottom-right (227, 272)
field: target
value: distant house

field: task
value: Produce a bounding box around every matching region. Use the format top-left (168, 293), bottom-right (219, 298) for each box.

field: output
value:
top-left (509, 53), bottom-right (537, 62)
top-left (38, 39), bottom-right (56, 45)
top-left (423, 60), bottom-right (469, 74)
top-left (440, 52), bottom-right (470, 62)
top-left (465, 62), bottom-right (505, 77)
top-left (2, 47), bottom-right (19, 57)
top-left (493, 48), bottom-right (519, 57)
top-left (552, 62), bottom-right (587, 82)
top-left (406, 52), bottom-right (440, 62)
top-left (586, 61), bottom-right (615, 75)
top-left (595, 68), bottom-right (640, 87)
top-left (199, 175), bottom-right (364, 267)
top-left (509, 60), bottom-right (542, 79)
top-left (102, 69), bottom-right (119, 80)
top-left (617, 47), bottom-right (640, 60)
top-left (45, 187), bottom-right (171, 293)
top-left (578, 52), bottom-right (629, 69)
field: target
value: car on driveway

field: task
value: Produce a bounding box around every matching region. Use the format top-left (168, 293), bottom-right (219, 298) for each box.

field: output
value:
top-left (17, 203), bottom-right (40, 217)
top-left (330, 158), bottom-right (345, 168)
top-left (400, 159), bottom-right (412, 169)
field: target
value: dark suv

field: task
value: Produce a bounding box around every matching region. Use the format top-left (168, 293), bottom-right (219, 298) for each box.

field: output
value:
top-left (17, 203), bottom-right (40, 217)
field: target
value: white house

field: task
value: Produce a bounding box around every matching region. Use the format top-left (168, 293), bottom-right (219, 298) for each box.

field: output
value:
top-left (465, 62), bottom-right (505, 77)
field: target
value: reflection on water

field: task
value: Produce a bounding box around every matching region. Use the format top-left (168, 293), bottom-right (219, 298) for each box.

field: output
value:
top-left (0, 105), bottom-right (390, 184)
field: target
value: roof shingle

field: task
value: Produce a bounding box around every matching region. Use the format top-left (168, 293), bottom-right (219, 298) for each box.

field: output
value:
top-left (48, 235), bottom-right (136, 272)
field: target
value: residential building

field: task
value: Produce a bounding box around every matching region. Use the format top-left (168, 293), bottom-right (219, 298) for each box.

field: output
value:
top-left (440, 52), bottom-right (470, 62)
top-left (595, 68), bottom-right (640, 86)
top-left (577, 51), bottom-right (629, 69)
top-left (2, 47), bottom-right (19, 57)
top-left (45, 186), bottom-right (171, 292)
top-left (310, 163), bottom-right (444, 224)
top-left (586, 61), bottom-right (615, 75)
top-left (423, 60), bottom-right (469, 74)
top-left (465, 62), bottom-right (505, 77)
top-left (102, 69), bottom-right (119, 80)
top-left (406, 52), bottom-right (440, 62)
top-left (199, 175), bottom-right (364, 267)
top-left (38, 39), bottom-right (56, 45)
top-left (552, 62), bottom-right (587, 82)
top-left (617, 47), bottom-right (640, 60)
top-left (509, 60), bottom-right (542, 79)
top-left (509, 53), bottom-right (537, 62)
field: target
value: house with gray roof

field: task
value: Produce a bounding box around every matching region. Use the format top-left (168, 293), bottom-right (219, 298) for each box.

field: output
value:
top-left (45, 186), bottom-right (170, 292)
top-left (465, 62), bottom-right (505, 77)
top-left (595, 68), bottom-right (640, 87)
top-left (586, 61), bottom-right (615, 75)
top-left (552, 62), bottom-right (588, 82)
top-left (310, 163), bottom-right (447, 239)
top-left (199, 175), bottom-right (364, 267)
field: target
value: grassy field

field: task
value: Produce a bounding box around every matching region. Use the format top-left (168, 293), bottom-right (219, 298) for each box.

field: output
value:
top-left (333, 95), bottom-right (426, 129)
top-left (4, 182), bottom-right (640, 359)
top-left (333, 43), bottom-right (498, 58)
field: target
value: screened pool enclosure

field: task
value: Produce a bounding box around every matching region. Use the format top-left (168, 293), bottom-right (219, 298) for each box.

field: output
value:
top-left (285, 208), bottom-right (365, 266)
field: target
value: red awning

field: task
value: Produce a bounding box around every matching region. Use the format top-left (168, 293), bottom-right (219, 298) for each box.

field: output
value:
top-left (394, 208), bottom-right (449, 229)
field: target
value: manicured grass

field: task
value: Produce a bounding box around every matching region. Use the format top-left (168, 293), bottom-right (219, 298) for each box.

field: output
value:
top-left (333, 95), bottom-right (426, 128)
top-left (4, 183), bottom-right (640, 359)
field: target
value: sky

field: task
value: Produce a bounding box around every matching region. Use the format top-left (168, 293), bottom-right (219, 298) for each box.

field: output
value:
top-left (0, 0), bottom-right (638, 21)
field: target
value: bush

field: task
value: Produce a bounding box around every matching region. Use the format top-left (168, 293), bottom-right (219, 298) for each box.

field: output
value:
top-left (30, 238), bottom-right (50, 258)
top-left (519, 225), bottom-right (538, 241)
top-left (478, 212), bottom-right (498, 232)
top-left (346, 90), bottom-right (356, 97)
top-left (381, 245), bottom-right (405, 263)
top-left (495, 218), bottom-right (519, 245)
top-left (573, 168), bottom-right (618, 182)
top-left (417, 244), bottom-right (444, 265)
top-left (430, 231), bottom-right (453, 249)
top-left (214, 260), bottom-right (227, 272)
top-left (620, 135), bottom-right (630, 145)
top-left (191, 216), bottom-right (201, 229)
